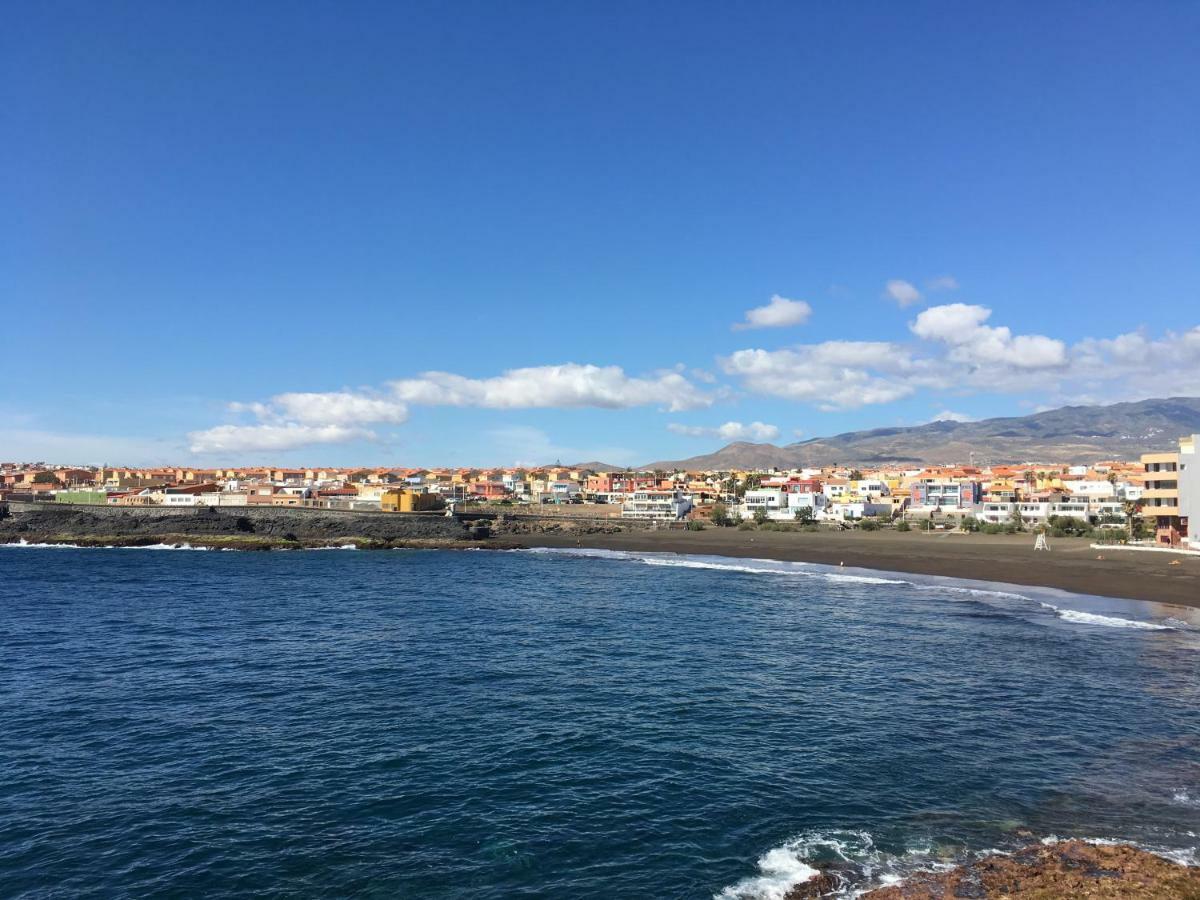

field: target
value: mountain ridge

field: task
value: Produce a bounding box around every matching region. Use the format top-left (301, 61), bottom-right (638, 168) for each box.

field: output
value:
top-left (637, 397), bottom-right (1200, 470)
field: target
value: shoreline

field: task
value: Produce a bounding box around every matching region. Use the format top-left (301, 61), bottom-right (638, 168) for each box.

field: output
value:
top-left (500, 528), bottom-right (1200, 610)
top-left (6, 510), bottom-right (1198, 610)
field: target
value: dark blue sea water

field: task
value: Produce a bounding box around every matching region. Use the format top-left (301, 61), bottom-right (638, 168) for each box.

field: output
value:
top-left (2, 545), bottom-right (1198, 898)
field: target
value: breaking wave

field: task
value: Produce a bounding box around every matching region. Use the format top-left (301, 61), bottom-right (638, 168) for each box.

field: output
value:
top-left (721, 829), bottom-right (1198, 899)
top-left (714, 829), bottom-right (956, 900)
top-left (526, 547), bottom-right (1184, 631)
top-left (1039, 603), bottom-right (1173, 630)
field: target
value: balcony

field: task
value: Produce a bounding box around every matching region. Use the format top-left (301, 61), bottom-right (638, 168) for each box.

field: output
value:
top-left (1141, 488), bottom-right (1180, 500)
top-left (1139, 505), bottom-right (1180, 518)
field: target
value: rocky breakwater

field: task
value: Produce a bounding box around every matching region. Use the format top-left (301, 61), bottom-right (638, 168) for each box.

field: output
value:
top-left (484, 512), bottom-right (634, 538)
top-left (0, 504), bottom-right (483, 550)
top-left (784, 840), bottom-right (1200, 899)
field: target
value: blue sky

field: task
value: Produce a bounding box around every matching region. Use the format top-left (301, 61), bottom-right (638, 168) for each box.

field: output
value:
top-left (4, 2), bottom-right (1199, 467)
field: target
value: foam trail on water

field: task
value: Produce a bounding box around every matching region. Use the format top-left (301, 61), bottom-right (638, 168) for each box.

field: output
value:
top-left (638, 555), bottom-right (905, 584)
top-left (118, 543), bottom-right (211, 551)
top-left (528, 547), bottom-right (905, 584)
top-left (1039, 603), bottom-right (1172, 630)
top-left (527, 547), bottom-right (1181, 631)
top-left (5, 539), bottom-right (84, 549)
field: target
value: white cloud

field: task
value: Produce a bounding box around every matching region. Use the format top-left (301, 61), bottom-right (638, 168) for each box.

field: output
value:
top-left (926, 275), bottom-right (960, 292)
top-left (1060, 326), bottom-right (1200, 402)
top-left (884, 279), bottom-right (922, 307)
top-left (187, 363), bottom-right (715, 458)
top-left (188, 423), bottom-right (375, 454)
top-left (910, 303), bottom-right (1067, 370)
top-left (733, 294), bottom-right (812, 330)
top-left (229, 391), bottom-right (408, 426)
top-left (268, 392), bottom-right (409, 426)
top-left (930, 410), bottom-right (974, 423)
top-left (667, 421), bottom-right (780, 442)
top-left (720, 342), bottom-right (928, 410)
top-left (390, 363), bottom-right (713, 412)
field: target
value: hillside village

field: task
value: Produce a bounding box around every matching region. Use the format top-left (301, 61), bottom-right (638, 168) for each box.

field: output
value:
top-left (4, 432), bottom-right (1196, 550)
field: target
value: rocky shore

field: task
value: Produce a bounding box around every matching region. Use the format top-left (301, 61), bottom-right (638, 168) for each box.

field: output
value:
top-left (0, 504), bottom-right (483, 550)
top-left (0, 503), bottom-right (638, 551)
top-left (784, 841), bottom-right (1199, 899)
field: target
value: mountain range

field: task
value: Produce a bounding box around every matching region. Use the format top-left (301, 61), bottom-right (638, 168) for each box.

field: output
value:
top-left (630, 397), bottom-right (1200, 470)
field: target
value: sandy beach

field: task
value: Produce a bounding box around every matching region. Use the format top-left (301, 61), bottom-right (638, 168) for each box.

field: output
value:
top-left (505, 528), bottom-right (1200, 610)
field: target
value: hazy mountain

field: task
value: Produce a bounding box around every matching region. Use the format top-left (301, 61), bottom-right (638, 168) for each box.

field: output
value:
top-left (568, 461), bottom-right (627, 473)
top-left (640, 397), bottom-right (1200, 470)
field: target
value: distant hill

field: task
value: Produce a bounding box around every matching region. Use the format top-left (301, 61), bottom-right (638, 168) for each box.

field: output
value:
top-left (568, 460), bottom-right (626, 473)
top-left (641, 397), bottom-right (1200, 470)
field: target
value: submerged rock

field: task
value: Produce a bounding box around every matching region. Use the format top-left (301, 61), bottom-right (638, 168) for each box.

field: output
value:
top-left (851, 840), bottom-right (1200, 899)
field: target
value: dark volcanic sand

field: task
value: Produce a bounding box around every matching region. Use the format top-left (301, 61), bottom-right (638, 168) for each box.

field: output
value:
top-left (506, 528), bottom-right (1200, 610)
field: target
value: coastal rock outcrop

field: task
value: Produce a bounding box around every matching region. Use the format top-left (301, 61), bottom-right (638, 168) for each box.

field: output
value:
top-left (783, 840), bottom-right (1200, 899)
top-left (0, 504), bottom-right (472, 549)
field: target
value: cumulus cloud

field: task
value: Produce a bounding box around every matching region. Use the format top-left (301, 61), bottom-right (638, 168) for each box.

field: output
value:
top-left (390, 363), bottom-right (713, 412)
top-left (667, 421), bottom-right (781, 442)
top-left (884, 279), bottom-right (922, 307)
top-left (187, 363), bottom-right (715, 457)
top-left (720, 342), bottom-right (931, 410)
top-left (930, 410), bottom-right (974, 423)
top-left (1062, 326), bottom-right (1200, 401)
top-left (188, 423), bottom-right (375, 454)
top-left (229, 391), bottom-right (408, 426)
top-left (269, 392), bottom-right (409, 426)
top-left (733, 294), bottom-right (812, 330)
top-left (910, 303), bottom-right (1067, 369)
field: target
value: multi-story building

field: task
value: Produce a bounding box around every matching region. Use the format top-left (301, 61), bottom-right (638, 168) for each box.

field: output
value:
top-left (910, 480), bottom-right (983, 510)
top-left (1179, 435), bottom-right (1198, 550)
top-left (1139, 449), bottom-right (1183, 545)
top-left (621, 489), bottom-right (692, 521)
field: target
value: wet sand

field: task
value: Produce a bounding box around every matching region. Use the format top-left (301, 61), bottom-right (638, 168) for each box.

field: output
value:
top-left (506, 528), bottom-right (1200, 609)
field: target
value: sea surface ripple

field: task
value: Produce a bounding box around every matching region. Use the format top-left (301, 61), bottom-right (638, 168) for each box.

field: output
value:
top-left (1, 546), bottom-right (1197, 898)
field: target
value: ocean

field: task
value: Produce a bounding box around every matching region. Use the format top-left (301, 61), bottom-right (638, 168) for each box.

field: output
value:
top-left (2, 544), bottom-right (1198, 898)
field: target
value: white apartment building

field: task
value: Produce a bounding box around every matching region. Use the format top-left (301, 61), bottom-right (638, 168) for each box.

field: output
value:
top-left (621, 489), bottom-right (693, 521)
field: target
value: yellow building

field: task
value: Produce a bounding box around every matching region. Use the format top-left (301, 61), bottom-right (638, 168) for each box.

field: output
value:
top-left (381, 489), bottom-right (445, 513)
top-left (1139, 450), bottom-right (1182, 545)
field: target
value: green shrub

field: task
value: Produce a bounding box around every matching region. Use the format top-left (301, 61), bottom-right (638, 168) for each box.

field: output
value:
top-left (896, 520), bottom-right (911, 532)
top-left (686, 520), bottom-right (706, 531)
top-left (737, 521), bottom-right (757, 531)
top-left (858, 517), bottom-right (879, 531)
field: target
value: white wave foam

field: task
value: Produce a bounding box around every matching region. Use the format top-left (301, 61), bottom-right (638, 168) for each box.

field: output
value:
top-left (638, 556), bottom-right (905, 584)
top-left (528, 547), bottom-right (1182, 631)
top-left (4, 539), bottom-right (84, 549)
top-left (117, 543), bottom-right (211, 551)
top-left (4, 539), bottom-right (214, 551)
top-left (715, 844), bottom-right (819, 900)
top-left (528, 547), bottom-right (906, 584)
top-left (727, 831), bottom-right (1199, 899)
top-left (1038, 603), bottom-right (1172, 630)
top-left (1041, 835), bottom-right (1198, 867)
top-left (1173, 789), bottom-right (1199, 808)
top-left (715, 830), bottom-right (965, 900)
top-left (310, 544), bottom-right (359, 551)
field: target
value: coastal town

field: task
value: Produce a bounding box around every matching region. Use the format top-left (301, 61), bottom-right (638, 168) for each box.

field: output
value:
top-left (4, 430), bottom-right (1196, 550)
